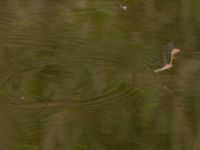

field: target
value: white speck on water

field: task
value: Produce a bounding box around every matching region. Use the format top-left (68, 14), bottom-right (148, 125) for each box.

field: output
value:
top-left (20, 96), bottom-right (25, 100)
top-left (121, 5), bottom-right (127, 10)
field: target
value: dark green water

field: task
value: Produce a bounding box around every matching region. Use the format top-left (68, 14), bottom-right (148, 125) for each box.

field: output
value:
top-left (0, 0), bottom-right (200, 150)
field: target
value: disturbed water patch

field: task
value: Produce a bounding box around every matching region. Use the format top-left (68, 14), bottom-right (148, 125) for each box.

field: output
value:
top-left (0, 52), bottom-right (138, 109)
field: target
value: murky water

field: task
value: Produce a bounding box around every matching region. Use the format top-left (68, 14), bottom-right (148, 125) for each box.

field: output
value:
top-left (0, 0), bottom-right (200, 150)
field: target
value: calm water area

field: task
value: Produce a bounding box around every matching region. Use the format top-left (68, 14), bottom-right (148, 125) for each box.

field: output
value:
top-left (0, 0), bottom-right (200, 150)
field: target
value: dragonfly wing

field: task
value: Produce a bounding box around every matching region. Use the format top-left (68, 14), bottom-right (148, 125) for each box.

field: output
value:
top-left (162, 48), bottom-right (168, 66)
top-left (162, 40), bottom-right (174, 66)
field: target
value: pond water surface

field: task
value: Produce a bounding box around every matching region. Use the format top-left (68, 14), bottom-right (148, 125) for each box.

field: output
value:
top-left (0, 0), bottom-right (200, 150)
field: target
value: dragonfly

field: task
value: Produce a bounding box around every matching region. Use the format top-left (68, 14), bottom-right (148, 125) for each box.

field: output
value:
top-left (154, 41), bottom-right (180, 73)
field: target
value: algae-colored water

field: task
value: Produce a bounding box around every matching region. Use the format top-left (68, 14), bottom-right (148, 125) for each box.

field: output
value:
top-left (0, 0), bottom-right (200, 150)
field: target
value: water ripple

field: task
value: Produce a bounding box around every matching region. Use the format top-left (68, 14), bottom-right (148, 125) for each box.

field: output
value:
top-left (0, 53), bottom-right (138, 109)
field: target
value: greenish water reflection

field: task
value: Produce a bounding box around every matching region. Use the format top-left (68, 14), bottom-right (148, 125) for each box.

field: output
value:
top-left (0, 0), bottom-right (200, 150)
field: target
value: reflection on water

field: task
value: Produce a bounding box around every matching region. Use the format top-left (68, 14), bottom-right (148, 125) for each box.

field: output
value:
top-left (0, 0), bottom-right (200, 149)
